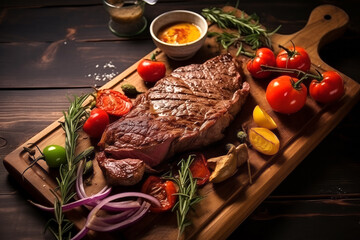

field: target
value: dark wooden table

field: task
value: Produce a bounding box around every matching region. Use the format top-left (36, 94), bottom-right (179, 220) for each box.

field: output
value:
top-left (1, 0), bottom-right (359, 239)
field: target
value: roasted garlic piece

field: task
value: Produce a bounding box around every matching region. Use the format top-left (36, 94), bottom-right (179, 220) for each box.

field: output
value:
top-left (208, 144), bottom-right (249, 183)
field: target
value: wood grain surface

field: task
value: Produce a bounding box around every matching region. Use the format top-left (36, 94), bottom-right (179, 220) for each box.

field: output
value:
top-left (1, 1), bottom-right (360, 240)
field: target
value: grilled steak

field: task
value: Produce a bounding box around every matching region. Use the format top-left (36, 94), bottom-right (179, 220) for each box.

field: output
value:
top-left (97, 54), bottom-right (250, 185)
top-left (96, 152), bottom-right (145, 186)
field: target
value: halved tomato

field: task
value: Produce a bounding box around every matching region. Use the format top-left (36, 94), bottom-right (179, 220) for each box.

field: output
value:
top-left (96, 89), bottom-right (132, 116)
top-left (141, 176), bottom-right (177, 213)
top-left (189, 153), bottom-right (210, 186)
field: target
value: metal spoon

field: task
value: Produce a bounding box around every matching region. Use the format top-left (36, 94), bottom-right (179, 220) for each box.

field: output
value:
top-left (142, 0), bottom-right (158, 5)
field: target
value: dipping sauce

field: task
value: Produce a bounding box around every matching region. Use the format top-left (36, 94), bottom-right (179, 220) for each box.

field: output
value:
top-left (106, 0), bottom-right (144, 23)
top-left (158, 22), bottom-right (201, 44)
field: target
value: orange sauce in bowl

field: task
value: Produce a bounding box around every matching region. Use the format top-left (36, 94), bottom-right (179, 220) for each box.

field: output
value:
top-left (158, 22), bottom-right (201, 44)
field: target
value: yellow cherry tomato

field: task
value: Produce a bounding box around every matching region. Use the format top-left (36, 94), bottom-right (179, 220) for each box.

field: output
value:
top-left (249, 127), bottom-right (280, 155)
top-left (253, 105), bottom-right (277, 129)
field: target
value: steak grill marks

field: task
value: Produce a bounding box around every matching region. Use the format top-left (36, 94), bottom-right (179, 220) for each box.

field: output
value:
top-left (97, 54), bottom-right (250, 185)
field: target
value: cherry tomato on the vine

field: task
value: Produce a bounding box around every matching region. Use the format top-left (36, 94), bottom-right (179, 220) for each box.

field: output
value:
top-left (43, 145), bottom-right (67, 168)
top-left (137, 53), bottom-right (166, 83)
top-left (247, 48), bottom-right (276, 79)
top-left (266, 75), bottom-right (307, 114)
top-left (276, 44), bottom-right (311, 75)
top-left (309, 71), bottom-right (344, 103)
top-left (83, 108), bottom-right (110, 138)
top-left (96, 89), bottom-right (132, 116)
top-left (141, 176), bottom-right (177, 213)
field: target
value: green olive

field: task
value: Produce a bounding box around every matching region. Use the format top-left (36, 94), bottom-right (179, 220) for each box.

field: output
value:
top-left (121, 83), bottom-right (142, 97)
top-left (236, 131), bottom-right (247, 143)
top-left (42, 145), bottom-right (67, 168)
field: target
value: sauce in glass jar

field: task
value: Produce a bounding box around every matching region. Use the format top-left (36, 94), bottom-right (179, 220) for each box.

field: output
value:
top-left (103, 0), bottom-right (146, 37)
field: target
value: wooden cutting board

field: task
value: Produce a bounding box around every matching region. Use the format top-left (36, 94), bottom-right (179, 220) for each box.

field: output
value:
top-left (3, 4), bottom-right (360, 240)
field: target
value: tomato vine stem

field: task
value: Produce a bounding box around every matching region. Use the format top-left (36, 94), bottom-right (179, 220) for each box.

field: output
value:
top-left (260, 65), bottom-right (323, 81)
top-left (278, 41), bottom-right (299, 58)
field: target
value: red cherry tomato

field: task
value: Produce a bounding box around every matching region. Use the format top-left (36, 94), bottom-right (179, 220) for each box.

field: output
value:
top-left (188, 153), bottom-right (210, 186)
top-left (266, 75), bottom-right (308, 114)
top-left (137, 55), bottom-right (166, 83)
top-left (247, 48), bottom-right (276, 79)
top-left (83, 108), bottom-right (110, 138)
top-left (309, 71), bottom-right (344, 103)
top-left (141, 176), bottom-right (177, 213)
top-left (96, 89), bottom-right (132, 116)
top-left (276, 44), bottom-right (311, 75)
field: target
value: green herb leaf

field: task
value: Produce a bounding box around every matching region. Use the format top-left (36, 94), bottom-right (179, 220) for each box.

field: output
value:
top-left (202, 7), bottom-right (280, 56)
top-left (46, 94), bottom-right (92, 240)
top-left (163, 155), bottom-right (203, 239)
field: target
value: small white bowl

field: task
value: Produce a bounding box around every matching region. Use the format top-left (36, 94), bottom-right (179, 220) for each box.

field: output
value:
top-left (150, 10), bottom-right (208, 61)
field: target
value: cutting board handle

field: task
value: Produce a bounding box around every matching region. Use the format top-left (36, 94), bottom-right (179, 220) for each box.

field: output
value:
top-left (273, 4), bottom-right (349, 69)
top-left (305, 4), bottom-right (349, 48)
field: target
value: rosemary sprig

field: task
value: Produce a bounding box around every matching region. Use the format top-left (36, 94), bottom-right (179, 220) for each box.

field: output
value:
top-left (46, 94), bottom-right (92, 240)
top-left (164, 155), bottom-right (203, 239)
top-left (202, 7), bottom-right (281, 56)
top-left (207, 32), bottom-right (254, 57)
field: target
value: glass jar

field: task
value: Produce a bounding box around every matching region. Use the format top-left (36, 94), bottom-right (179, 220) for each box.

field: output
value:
top-left (103, 0), bottom-right (147, 37)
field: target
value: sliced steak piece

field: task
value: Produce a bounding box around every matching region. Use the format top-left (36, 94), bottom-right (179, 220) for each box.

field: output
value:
top-left (96, 151), bottom-right (145, 186)
top-left (97, 54), bottom-right (250, 185)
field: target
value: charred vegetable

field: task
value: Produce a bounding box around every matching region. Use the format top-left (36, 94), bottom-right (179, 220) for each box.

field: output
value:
top-left (189, 153), bottom-right (211, 186)
top-left (141, 176), bottom-right (177, 213)
top-left (207, 144), bottom-right (249, 183)
top-left (96, 89), bottom-right (133, 116)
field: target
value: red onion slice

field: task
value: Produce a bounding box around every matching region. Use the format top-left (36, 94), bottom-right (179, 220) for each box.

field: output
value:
top-left (29, 187), bottom-right (111, 212)
top-left (87, 201), bottom-right (151, 232)
top-left (72, 193), bottom-right (159, 239)
top-left (69, 162), bottom-right (161, 239)
top-left (93, 209), bottom-right (136, 224)
top-left (75, 160), bottom-right (143, 211)
top-left (84, 192), bottom-right (160, 231)
top-left (71, 224), bottom-right (89, 240)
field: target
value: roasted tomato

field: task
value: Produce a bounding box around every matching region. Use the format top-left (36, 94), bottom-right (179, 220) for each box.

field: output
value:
top-left (83, 108), bottom-right (109, 138)
top-left (309, 71), bottom-right (345, 103)
top-left (42, 145), bottom-right (67, 168)
top-left (266, 75), bottom-right (307, 114)
top-left (246, 47), bottom-right (276, 79)
top-left (276, 43), bottom-right (311, 74)
top-left (137, 53), bottom-right (166, 83)
top-left (96, 89), bottom-right (132, 116)
top-left (141, 176), bottom-right (177, 213)
top-left (189, 153), bottom-right (210, 186)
